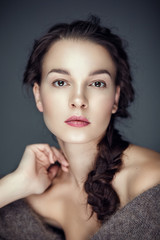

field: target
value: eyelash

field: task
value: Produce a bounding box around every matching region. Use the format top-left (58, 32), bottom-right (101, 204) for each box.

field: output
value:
top-left (52, 80), bottom-right (107, 88)
top-left (52, 80), bottom-right (68, 87)
top-left (89, 81), bottom-right (107, 88)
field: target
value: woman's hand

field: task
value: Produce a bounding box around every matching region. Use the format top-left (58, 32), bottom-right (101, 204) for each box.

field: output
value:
top-left (0, 144), bottom-right (69, 208)
top-left (16, 144), bottom-right (69, 195)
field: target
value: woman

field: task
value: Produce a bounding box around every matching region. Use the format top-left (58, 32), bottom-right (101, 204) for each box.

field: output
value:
top-left (0, 16), bottom-right (160, 240)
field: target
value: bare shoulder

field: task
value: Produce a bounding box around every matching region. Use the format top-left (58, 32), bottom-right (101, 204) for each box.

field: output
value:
top-left (123, 144), bottom-right (160, 166)
top-left (122, 144), bottom-right (160, 199)
top-left (26, 170), bottom-right (71, 228)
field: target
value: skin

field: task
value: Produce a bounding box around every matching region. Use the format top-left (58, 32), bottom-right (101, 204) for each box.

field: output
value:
top-left (0, 39), bottom-right (160, 240)
top-left (30, 39), bottom-right (160, 239)
top-left (35, 39), bottom-right (119, 144)
top-left (33, 39), bottom-right (120, 187)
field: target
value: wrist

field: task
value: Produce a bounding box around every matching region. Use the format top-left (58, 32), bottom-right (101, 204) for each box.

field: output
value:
top-left (12, 169), bottom-right (35, 197)
top-left (0, 170), bottom-right (33, 208)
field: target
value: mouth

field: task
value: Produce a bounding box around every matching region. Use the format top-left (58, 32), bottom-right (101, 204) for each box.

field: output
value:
top-left (64, 116), bottom-right (90, 128)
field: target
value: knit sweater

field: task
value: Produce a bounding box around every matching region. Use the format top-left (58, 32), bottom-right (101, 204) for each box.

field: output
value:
top-left (0, 184), bottom-right (159, 240)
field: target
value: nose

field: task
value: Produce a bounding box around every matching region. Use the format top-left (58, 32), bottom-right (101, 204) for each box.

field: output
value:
top-left (69, 89), bottom-right (88, 109)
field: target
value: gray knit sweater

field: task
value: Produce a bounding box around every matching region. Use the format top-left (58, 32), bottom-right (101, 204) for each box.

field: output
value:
top-left (0, 184), bottom-right (159, 240)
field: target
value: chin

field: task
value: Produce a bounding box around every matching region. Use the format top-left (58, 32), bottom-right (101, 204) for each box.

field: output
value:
top-left (59, 135), bottom-right (91, 144)
top-left (48, 125), bottom-right (106, 145)
top-left (56, 132), bottom-right (103, 145)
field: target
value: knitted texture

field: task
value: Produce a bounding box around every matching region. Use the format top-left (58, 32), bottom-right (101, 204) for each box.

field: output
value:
top-left (0, 184), bottom-right (159, 240)
top-left (91, 184), bottom-right (160, 240)
top-left (0, 199), bottom-right (64, 240)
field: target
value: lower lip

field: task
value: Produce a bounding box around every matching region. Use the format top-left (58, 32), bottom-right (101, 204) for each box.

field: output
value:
top-left (65, 120), bottom-right (90, 127)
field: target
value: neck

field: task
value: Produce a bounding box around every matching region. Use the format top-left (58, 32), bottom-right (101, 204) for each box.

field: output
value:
top-left (57, 140), bottom-right (98, 189)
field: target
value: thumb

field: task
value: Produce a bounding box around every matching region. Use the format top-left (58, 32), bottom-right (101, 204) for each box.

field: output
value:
top-left (48, 164), bottom-right (59, 180)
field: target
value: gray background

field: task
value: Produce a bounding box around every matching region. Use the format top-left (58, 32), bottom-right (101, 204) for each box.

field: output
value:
top-left (0, 0), bottom-right (160, 176)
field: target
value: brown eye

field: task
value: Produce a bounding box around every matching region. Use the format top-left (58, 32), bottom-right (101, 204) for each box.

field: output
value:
top-left (91, 81), bottom-right (106, 88)
top-left (52, 80), bottom-right (67, 87)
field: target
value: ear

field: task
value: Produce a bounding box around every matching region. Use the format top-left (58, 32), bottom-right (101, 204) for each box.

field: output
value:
top-left (112, 86), bottom-right (120, 114)
top-left (33, 83), bottom-right (43, 112)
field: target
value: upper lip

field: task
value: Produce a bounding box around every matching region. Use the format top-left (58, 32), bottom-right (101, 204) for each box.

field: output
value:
top-left (65, 115), bottom-right (90, 123)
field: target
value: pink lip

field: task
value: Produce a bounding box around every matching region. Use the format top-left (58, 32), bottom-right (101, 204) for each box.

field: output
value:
top-left (64, 116), bottom-right (90, 128)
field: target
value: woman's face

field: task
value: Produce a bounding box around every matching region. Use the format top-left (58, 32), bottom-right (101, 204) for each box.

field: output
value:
top-left (33, 39), bottom-right (120, 144)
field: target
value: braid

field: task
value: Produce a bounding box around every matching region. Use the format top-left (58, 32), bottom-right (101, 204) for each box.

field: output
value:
top-left (22, 16), bottom-right (134, 222)
top-left (84, 118), bottom-right (129, 222)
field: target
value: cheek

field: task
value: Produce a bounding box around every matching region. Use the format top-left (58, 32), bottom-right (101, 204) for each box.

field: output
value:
top-left (40, 93), bottom-right (58, 127)
top-left (92, 95), bottom-right (115, 122)
top-left (40, 92), bottom-right (67, 130)
top-left (42, 96), bottom-right (55, 115)
top-left (41, 90), bottom-right (64, 114)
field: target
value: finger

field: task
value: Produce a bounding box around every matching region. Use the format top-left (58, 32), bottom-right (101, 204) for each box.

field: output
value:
top-left (51, 147), bottom-right (69, 167)
top-left (43, 147), bottom-right (55, 165)
top-left (33, 149), bottom-right (51, 168)
top-left (61, 165), bottom-right (69, 172)
top-left (48, 164), bottom-right (59, 180)
top-left (35, 144), bottom-right (55, 164)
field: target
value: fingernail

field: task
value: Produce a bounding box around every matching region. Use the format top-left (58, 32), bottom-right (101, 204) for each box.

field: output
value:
top-left (61, 157), bottom-right (69, 166)
top-left (63, 161), bottom-right (69, 166)
top-left (50, 153), bottom-right (55, 163)
top-left (63, 167), bottom-right (69, 172)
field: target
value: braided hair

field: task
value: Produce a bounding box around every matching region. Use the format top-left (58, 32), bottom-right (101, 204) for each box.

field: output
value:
top-left (23, 16), bottom-right (134, 222)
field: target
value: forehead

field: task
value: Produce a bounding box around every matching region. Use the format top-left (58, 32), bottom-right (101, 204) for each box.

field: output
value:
top-left (42, 39), bottom-right (117, 79)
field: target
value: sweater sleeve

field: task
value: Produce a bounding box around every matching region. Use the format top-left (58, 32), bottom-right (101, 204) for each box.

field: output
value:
top-left (0, 199), bottom-right (65, 240)
top-left (91, 184), bottom-right (160, 240)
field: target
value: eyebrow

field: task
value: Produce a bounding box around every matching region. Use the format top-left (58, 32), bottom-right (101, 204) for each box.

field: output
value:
top-left (47, 69), bottom-right (70, 76)
top-left (89, 69), bottom-right (111, 77)
top-left (47, 68), bottom-right (111, 77)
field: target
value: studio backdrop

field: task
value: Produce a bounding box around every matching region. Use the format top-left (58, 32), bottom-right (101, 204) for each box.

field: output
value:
top-left (0, 0), bottom-right (160, 176)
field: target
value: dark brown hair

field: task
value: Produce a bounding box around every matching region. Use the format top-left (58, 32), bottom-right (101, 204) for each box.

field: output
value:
top-left (23, 16), bottom-right (134, 222)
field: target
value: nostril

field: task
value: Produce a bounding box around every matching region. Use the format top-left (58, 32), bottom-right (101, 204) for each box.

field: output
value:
top-left (70, 103), bottom-right (86, 108)
top-left (70, 98), bottom-right (88, 108)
